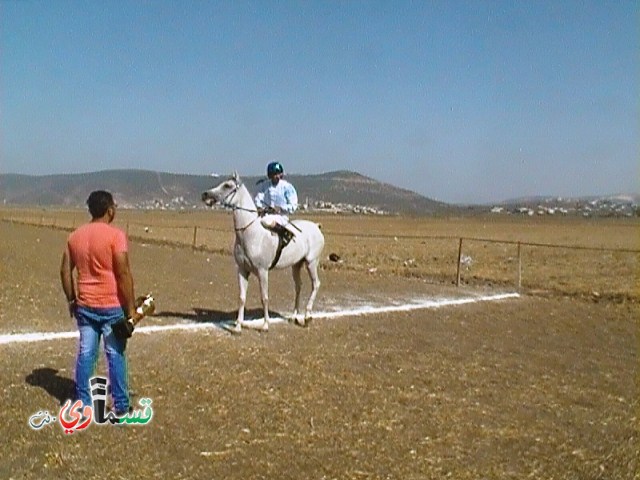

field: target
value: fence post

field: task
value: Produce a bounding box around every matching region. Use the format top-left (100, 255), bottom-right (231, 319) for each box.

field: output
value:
top-left (517, 241), bottom-right (522, 290)
top-left (192, 226), bottom-right (198, 249)
top-left (456, 237), bottom-right (463, 287)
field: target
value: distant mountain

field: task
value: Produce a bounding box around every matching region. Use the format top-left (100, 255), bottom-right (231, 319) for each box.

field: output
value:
top-left (0, 169), bottom-right (450, 215)
top-left (289, 170), bottom-right (451, 214)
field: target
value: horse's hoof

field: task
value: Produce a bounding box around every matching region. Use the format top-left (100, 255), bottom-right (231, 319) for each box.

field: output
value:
top-left (288, 314), bottom-right (304, 327)
top-left (294, 317), bottom-right (309, 328)
top-left (230, 323), bottom-right (242, 334)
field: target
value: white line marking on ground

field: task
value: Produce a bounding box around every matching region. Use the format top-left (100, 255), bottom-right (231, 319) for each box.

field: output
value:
top-left (0, 293), bottom-right (520, 346)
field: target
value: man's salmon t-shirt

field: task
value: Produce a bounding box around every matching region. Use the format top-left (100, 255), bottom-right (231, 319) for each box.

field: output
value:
top-left (67, 222), bottom-right (128, 308)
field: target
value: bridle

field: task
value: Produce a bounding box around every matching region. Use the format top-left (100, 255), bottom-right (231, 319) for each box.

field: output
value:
top-left (219, 180), bottom-right (241, 208)
top-left (218, 180), bottom-right (260, 232)
top-left (217, 180), bottom-right (254, 212)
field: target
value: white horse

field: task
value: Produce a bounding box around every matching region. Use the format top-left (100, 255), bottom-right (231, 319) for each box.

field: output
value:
top-left (201, 172), bottom-right (324, 333)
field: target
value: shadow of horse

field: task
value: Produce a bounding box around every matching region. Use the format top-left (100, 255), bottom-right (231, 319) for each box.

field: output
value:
top-left (25, 367), bottom-right (74, 406)
top-left (154, 308), bottom-right (291, 332)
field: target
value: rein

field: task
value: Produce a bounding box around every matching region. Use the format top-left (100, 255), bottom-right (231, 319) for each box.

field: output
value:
top-left (234, 216), bottom-right (258, 232)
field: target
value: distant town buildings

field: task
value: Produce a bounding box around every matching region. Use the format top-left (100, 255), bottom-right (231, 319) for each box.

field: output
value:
top-left (127, 196), bottom-right (390, 215)
top-left (491, 197), bottom-right (639, 218)
top-left (124, 194), bottom-right (638, 217)
top-left (130, 196), bottom-right (191, 210)
top-left (308, 200), bottom-right (388, 215)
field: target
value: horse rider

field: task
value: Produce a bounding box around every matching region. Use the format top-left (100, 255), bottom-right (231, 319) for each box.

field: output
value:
top-left (255, 161), bottom-right (298, 245)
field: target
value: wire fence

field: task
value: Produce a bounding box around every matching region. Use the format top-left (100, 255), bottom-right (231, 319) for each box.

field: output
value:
top-left (2, 210), bottom-right (638, 301)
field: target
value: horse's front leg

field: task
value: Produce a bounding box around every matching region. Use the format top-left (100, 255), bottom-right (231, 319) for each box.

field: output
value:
top-left (291, 261), bottom-right (304, 325)
top-left (235, 267), bottom-right (250, 333)
top-left (256, 268), bottom-right (270, 331)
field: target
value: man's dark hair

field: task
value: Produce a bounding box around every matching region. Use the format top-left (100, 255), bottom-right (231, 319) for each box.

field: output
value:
top-left (86, 190), bottom-right (115, 218)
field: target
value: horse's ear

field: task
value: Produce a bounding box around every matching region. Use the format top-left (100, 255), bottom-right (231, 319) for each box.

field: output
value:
top-left (232, 170), bottom-right (240, 182)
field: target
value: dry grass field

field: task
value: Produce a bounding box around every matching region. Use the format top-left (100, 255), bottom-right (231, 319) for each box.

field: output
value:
top-left (4, 207), bottom-right (638, 301)
top-left (0, 208), bottom-right (638, 479)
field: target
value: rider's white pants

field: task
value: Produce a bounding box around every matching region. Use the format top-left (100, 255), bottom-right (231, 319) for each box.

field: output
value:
top-left (261, 214), bottom-right (295, 233)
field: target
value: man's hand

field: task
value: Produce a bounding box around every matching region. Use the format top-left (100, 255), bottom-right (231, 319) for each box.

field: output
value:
top-left (67, 299), bottom-right (76, 318)
top-left (128, 309), bottom-right (140, 322)
top-left (259, 206), bottom-right (278, 215)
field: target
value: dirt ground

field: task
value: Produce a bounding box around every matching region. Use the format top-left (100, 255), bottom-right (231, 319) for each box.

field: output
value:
top-left (0, 221), bottom-right (637, 479)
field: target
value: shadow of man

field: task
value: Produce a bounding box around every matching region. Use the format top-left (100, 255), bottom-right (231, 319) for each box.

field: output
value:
top-left (25, 367), bottom-right (74, 406)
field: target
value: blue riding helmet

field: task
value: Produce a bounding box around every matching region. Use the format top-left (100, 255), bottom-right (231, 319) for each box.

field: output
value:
top-left (267, 161), bottom-right (284, 177)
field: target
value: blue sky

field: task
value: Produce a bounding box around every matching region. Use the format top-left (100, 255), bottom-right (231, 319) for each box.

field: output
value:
top-left (1, 1), bottom-right (637, 203)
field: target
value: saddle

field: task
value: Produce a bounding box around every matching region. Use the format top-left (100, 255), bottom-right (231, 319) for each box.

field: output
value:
top-left (269, 224), bottom-right (295, 269)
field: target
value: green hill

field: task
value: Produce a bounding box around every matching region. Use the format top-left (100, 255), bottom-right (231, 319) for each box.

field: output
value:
top-left (0, 169), bottom-right (450, 215)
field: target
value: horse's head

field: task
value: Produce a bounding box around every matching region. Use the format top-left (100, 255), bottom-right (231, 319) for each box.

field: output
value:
top-left (201, 172), bottom-right (243, 207)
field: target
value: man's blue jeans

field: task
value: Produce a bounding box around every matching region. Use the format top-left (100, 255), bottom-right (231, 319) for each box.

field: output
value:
top-left (74, 305), bottom-right (129, 413)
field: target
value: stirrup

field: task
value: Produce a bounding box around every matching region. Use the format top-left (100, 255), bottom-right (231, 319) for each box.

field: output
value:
top-left (274, 225), bottom-right (294, 246)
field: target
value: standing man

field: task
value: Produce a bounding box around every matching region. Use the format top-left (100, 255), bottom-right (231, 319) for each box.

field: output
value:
top-left (60, 190), bottom-right (138, 414)
top-left (254, 161), bottom-right (298, 243)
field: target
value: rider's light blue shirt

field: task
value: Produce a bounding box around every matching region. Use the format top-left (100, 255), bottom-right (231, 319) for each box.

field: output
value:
top-left (254, 179), bottom-right (298, 215)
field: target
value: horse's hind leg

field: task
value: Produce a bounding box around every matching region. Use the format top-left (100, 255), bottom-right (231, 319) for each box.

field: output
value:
top-left (302, 258), bottom-right (321, 325)
top-left (291, 261), bottom-right (303, 322)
